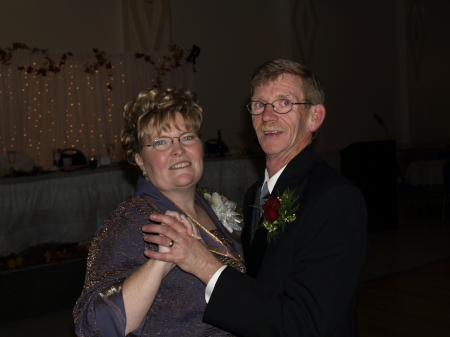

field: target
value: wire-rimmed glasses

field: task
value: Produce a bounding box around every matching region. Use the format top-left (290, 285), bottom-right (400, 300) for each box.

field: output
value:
top-left (246, 99), bottom-right (311, 115)
top-left (142, 132), bottom-right (200, 151)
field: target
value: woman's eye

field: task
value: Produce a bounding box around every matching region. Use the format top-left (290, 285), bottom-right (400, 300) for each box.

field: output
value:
top-left (182, 134), bottom-right (197, 142)
top-left (154, 139), bottom-right (166, 146)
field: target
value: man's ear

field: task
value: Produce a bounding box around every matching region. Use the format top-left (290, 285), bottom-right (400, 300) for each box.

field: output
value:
top-left (307, 104), bottom-right (326, 132)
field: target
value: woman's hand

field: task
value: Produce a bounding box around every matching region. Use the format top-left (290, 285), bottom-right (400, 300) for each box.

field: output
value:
top-left (164, 210), bottom-right (201, 240)
top-left (155, 211), bottom-right (201, 256)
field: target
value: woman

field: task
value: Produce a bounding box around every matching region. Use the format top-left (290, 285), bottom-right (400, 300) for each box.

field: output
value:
top-left (73, 88), bottom-right (245, 336)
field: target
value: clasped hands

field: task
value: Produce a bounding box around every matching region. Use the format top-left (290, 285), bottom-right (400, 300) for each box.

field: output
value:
top-left (142, 212), bottom-right (223, 284)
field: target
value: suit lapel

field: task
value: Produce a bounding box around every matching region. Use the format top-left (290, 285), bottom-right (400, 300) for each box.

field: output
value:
top-left (242, 175), bottom-right (264, 252)
top-left (243, 146), bottom-right (320, 278)
top-left (245, 216), bottom-right (268, 278)
top-left (271, 145), bottom-right (317, 198)
top-left (241, 174), bottom-right (270, 278)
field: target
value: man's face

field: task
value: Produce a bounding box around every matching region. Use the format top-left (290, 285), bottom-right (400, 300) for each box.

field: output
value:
top-left (251, 74), bottom-right (313, 162)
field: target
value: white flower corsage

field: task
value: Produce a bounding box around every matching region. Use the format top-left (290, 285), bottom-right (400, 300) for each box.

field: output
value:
top-left (200, 190), bottom-right (243, 233)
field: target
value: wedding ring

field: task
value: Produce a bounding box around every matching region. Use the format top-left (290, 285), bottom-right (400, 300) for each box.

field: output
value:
top-left (168, 239), bottom-right (174, 248)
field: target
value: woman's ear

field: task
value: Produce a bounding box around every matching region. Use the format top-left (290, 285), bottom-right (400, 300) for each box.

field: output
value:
top-left (135, 153), bottom-right (147, 176)
top-left (307, 104), bottom-right (326, 133)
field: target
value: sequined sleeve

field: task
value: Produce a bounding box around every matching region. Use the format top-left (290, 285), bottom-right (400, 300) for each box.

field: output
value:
top-left (73, 195), bottom-right (156, 337)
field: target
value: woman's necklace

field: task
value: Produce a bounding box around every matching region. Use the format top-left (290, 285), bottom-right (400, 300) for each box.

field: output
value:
top-left (162, 192), bottom-right (210, 232)
top-left (161, 192), bottom-right (242, 262)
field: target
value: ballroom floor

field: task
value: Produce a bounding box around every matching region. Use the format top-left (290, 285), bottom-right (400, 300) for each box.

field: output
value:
top-left (1, 186), bottom-right (450, 337)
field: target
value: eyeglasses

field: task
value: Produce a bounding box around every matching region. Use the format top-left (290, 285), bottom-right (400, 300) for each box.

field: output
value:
top-left (246, 99), bottom-right (311, 115)
top-left (142, 132), bottom-right (200, 151)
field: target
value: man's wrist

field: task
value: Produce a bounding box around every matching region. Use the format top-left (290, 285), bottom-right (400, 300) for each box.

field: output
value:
top-left (195, 254), bottom-right (224, 284)
top-left (205, 265), bottom-right (227, 303)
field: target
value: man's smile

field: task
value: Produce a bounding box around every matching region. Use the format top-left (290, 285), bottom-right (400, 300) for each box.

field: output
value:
top-left (263, 130), bottom-right (283, 135)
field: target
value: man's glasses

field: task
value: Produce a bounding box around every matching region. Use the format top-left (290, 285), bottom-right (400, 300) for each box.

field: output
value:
top-left (246, 99), bottom-right (311, 115)
top-left (142, 132), bottom-right (200, 151)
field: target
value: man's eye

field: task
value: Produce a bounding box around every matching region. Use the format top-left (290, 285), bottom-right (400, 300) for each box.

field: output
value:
top-left (281, 100), bottom-right (291, 107)
top-left (255, 102), bottom-right (265, 109)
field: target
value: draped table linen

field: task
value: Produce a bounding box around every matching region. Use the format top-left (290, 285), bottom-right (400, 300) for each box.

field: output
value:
top-left (0, 154), bottom-right (264, 256)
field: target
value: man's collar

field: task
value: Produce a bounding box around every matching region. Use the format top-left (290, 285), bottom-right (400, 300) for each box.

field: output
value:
top-left (263, 166), bottom-right (286, 194)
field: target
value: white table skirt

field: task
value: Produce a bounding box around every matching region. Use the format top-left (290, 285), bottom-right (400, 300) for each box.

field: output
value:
top-left (0, 155), bottom-right (264, 256)
top-left (0, 167), bottom-right (137, 256)
top-left (405, 160), bottom-right (448, 186)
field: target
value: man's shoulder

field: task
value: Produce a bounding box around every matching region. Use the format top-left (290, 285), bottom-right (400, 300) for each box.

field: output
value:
top-left (280, 153), bottom-right (362, 199)
top-left (311, 158), bottom-right (349, 183)
top-left (306, 158), bottom-right (364, 200)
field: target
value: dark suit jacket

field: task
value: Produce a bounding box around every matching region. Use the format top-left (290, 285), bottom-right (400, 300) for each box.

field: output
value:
top-left (204, 145), bottom-right (368, 336)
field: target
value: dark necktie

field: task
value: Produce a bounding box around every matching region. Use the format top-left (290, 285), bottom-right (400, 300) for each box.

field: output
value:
top-left (249, 182), bottom-right (270, 244)
top-left (260, 182), bottom-right (270, 207)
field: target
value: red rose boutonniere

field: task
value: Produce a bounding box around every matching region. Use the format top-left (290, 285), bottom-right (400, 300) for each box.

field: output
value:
top-left (262, 196), bottom-right (281, 223)
top-left (253, 187), bottom-right (299, 243)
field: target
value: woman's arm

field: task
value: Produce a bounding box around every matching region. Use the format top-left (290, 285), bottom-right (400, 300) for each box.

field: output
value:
top-left (123, 211), bottom-right (200, 334)
top-left (123, 258), bottom-right (173, 334)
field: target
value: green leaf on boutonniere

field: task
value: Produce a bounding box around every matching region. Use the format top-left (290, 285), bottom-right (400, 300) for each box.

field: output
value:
top-left (252, 187), bottom-right (299, 243)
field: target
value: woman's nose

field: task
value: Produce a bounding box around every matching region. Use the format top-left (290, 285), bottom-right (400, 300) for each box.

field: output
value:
top-left (171, 139), bottom-right (185, 156)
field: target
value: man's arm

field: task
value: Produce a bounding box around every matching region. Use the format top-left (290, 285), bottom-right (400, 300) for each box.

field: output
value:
top-left (205, 183), bottom-right (368, 336)
top-left (205, 265), bottom-right (227, 302)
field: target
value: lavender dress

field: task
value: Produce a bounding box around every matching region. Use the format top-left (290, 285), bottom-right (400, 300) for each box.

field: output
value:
top-left (73, 176), bottom-right (245, 336)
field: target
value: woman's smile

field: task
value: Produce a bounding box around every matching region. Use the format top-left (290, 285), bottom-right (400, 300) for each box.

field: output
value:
top-left (169, 161), bottom-right (191, 170)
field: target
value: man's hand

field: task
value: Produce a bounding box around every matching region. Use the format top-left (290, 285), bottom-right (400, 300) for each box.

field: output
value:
top-left (142, 213), bottom-right (223, 284)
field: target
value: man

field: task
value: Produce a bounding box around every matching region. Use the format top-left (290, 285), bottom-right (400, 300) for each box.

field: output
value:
top-left (144, 59), bottom-right (368, 336)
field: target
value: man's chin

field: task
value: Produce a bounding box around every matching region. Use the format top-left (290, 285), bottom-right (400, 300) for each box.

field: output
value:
top-left (260, 145), bottom-right (286, 157)
top-left (259, 137), bottom-right (286, 153)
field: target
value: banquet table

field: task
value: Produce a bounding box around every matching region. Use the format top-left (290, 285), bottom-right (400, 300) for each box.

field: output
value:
top-left (0, 154), bottom-right (264, 256)
top-left (405, 160), bottom-right (448, 186)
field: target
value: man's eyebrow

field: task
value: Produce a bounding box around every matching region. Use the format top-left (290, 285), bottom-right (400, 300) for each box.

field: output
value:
top-left (251, 93), bottom-right (293, 101)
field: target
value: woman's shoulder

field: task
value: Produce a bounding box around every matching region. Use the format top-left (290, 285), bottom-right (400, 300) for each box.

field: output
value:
top-left (109, 194), bottom-right (155, 218)
top-left (94, 194), bottom-right (156, 238)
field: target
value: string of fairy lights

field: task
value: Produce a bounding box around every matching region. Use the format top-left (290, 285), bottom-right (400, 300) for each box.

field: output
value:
top-left (0, 53), bottom-right (183, 169)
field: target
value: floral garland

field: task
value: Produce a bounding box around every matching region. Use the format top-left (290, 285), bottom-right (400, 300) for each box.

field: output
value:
top-left (0, 42), bottom-right (195, 90)
top-left (254, 187), bottom-right (299, 243)
top-left (0, 42), bottom-right (73, 76)
top-left (135, 44), bottom-right (186, 88)
top-left (198, 188), bottom-right (243, 233)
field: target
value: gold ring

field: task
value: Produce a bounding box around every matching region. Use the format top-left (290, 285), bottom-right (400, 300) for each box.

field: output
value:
top-left (168, 239), bottom-right (174, 248)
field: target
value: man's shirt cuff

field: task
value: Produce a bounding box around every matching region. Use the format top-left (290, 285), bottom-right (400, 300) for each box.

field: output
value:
top-left (205, 265), bottom-right (227, 303)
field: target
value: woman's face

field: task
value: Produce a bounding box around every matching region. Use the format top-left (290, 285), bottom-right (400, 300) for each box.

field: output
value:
top-left (135, 112), bottom-right (203, 193)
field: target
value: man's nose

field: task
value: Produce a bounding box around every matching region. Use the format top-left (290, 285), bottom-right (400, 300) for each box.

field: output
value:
top-left (261, 103), bottom-right (278, 121)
